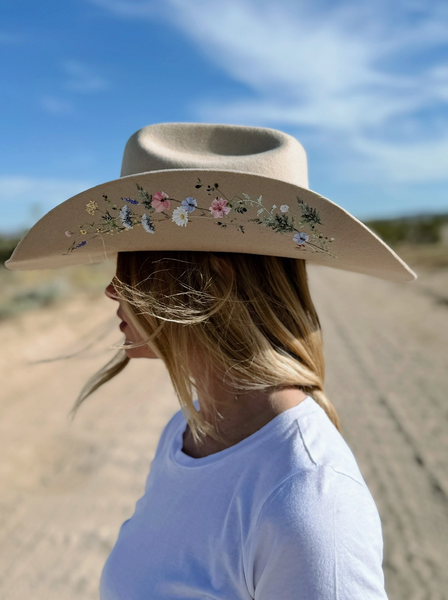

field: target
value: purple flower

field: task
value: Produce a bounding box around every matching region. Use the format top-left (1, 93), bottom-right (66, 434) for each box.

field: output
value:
top-left (181, 197), bottom-right (197, 212)
top-left (74, 241), bottom-right (87, 249)
top-left (122, 197), bottom-right (139, 205)
top-left (293, 232), bottom-right (309, 245)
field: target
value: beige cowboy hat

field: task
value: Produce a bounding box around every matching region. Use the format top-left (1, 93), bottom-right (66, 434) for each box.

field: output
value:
top-left (5, 122), bottom-right (416, 282)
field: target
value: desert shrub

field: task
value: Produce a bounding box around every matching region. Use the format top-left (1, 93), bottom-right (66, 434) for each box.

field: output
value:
top-left (0, 234), bottom-right (24, 265)
top-left (366, 214), bottom-right (448, 246)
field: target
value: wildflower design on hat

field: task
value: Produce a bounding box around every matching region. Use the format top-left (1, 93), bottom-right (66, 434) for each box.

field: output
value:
top-left (64, 180), bottom-right (335, 257)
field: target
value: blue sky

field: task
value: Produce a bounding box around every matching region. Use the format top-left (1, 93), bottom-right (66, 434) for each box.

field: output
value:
top-left (1, 0), bottom-right (448, 234)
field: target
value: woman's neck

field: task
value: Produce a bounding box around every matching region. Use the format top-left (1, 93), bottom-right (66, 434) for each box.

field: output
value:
top-left (182, 386), bottom-right (308, 459)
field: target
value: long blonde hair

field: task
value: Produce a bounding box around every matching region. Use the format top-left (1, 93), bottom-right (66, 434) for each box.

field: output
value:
top-left (74, 251), bottom-right (341, 442)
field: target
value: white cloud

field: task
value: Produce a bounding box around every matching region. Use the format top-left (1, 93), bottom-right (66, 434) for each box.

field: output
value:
top-left (349, 135), bottom-right (448, 183)
top-left (87, 0), bottom-right (158, 18)
top-left (88, 0), bottom-right (448, 186)
top-left (38, 60), bottom-right (108, 116)
top-left (62, 60), bottom-right (109, 93)
top-left (0, 176), bottom-right (92, 199)
top-left (40, 95), bottom-right (74, 115)
top-left (0, 177), bottom-right (94, 232)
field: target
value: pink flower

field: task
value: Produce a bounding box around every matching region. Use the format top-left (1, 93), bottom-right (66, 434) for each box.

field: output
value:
top-left (65, 231), bottom-right (72, 237)
top-left (209, 198), bottom-right (231, 218)
top-left (151, 191), bottom-right (170, 212)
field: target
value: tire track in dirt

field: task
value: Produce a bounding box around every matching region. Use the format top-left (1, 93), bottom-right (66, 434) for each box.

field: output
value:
top-left (308, 265), bottom-right (448, 600)
top-left (329, 319), bottom-right (445, 600)
top-left (320, 330), bottom-right (434, 599)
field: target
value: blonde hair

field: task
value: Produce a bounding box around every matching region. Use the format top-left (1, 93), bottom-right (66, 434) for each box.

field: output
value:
top-left (74, 251), bottom-right (341, 442)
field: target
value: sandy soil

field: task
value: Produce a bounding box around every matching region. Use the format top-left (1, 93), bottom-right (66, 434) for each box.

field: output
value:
top-left (0, 263), bottom-right (447, 600)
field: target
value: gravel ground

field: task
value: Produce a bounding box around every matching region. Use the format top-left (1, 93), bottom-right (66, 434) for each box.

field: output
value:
top-left (0, 263), bottom-right (447, 600)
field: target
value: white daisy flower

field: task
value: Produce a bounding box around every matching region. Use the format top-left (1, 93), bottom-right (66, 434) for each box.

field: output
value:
top-left (172, 206), bottom-right (189, 227)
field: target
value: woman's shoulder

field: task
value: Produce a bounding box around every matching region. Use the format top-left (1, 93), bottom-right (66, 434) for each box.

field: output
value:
top-left (253, 397), bottom-right (369, 491)
top-left (290, 398), bottom-right (367, 483)
top-left (244, 400), bottom-right (386, 597)
top-left (238, 397), bottom-right (381, 531)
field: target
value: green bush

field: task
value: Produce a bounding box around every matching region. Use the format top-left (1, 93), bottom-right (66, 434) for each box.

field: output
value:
top-left (0, 282), bottom-right (67, 320)
top-left (365, 214), bottom-right (448, 246)
top-left (0, 234), bottom-right (23, 265)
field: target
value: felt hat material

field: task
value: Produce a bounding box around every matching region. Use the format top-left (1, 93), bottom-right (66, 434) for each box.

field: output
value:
top-left (5, 122), bottom-right (416, 282)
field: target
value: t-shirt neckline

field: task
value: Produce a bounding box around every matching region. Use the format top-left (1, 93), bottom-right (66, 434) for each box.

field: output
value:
top-left (169, 396), bottom-right (319, 469)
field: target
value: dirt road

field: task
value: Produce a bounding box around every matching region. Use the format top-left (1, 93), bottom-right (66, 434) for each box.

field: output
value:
top-left (0, 263), bottom-right (447, 599)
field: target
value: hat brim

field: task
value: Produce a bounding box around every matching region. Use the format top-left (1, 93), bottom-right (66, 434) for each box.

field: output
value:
top-left (5, 169), bottom-right (416, 282)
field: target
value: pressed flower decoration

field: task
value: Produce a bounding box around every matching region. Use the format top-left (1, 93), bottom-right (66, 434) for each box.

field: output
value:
top-left (85, 200), bottom-right (99, 215)
top-left (64, 180), bottom-right (336, 257)
top-left (182, 197), bottom-right (197, 212)
top-left (141, 214), bottom-right (155, 234)
top-left (151, 191), bottom-right (170, 212)
top-left (172, 206), bottom-right (189, 227)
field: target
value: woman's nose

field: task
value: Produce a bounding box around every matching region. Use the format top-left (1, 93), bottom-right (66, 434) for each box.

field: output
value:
top-left (105, 280), bottom-right (120, 301)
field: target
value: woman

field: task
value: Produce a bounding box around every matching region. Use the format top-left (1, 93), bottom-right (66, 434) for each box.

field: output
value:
top-left (6, 122), bottom-right (416, 599)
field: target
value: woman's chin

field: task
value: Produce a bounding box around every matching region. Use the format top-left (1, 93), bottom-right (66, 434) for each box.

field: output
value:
top-left (119, 322), bottom-right (159, 359)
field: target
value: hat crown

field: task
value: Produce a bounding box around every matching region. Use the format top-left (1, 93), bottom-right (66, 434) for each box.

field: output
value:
top-left (120, 122), bottom-right (309, 188)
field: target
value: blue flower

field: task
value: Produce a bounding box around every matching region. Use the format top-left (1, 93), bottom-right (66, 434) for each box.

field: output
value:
top-left (122, 197), bottom-right (139, 205)
top-left (119, 205), bottom-right (133, 229)
top-left (181, 197), bottom-right (197, 212)
top-left (293, 232), bottom-right (309, 245)
top-left (74, 241), bottom-right (87, 249)
top-left (142, 214), bottom-right (155, 234)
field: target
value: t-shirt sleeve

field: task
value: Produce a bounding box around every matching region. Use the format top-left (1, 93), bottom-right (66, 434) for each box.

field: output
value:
top-left (245, 466), bottom-right (388, 600)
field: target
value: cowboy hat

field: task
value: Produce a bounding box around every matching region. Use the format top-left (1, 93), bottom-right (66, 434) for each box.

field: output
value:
top-left (5, 122), bottom-right (416, 282)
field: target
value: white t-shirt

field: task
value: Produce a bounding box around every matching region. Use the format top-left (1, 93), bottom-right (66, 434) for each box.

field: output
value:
top-left (100, 396), bottom-right (388, 599)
